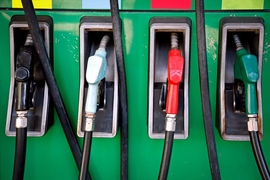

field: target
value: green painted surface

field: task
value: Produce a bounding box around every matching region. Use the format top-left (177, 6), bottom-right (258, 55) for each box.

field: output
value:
top-left (1, 0), bottom-right (270, 10)
top-left (53, 0), bottom-right (81, 9)
top-left (0, 4), bottom-right (270, 180)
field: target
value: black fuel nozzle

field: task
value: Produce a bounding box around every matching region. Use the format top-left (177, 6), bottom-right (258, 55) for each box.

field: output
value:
top-left (15, 33), bottom-right (35, 111)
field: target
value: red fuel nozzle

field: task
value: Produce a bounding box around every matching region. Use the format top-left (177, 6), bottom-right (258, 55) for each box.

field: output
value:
top-left (166, 48), bottom-right (184, 114)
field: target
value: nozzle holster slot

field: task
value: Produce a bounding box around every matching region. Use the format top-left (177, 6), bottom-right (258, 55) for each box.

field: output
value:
top-left (217, 17), bottom-right (264, 141)
top-left (148, 17), bottom-right (191, 139)
top-left (6, 15), bottom-right (53, 137)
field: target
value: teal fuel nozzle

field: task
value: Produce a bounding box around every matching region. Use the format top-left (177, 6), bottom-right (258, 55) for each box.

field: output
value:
top-left (85, 35), bottom-right (110, 115)
top-left (233, 34), bottom-right (259, 115)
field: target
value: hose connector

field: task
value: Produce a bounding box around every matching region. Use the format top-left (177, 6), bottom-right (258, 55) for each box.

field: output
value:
top-left (85, 113), bottom-right (96, 132)
top-left (247, 114), bottom-right (258, 132)
top-left (15, 111), bottom-right (28, 128)
top-left (165, 114), bottom-right (177, 132)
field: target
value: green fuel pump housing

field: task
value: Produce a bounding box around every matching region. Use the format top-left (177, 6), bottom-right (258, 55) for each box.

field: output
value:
top-left (1, 1), bottom-right (270, 180)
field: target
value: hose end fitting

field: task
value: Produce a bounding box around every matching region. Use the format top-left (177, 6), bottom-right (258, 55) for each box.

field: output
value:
top-left (165, 114), bottom-right (177, 132)
top-left (15, 111), bottom-right (28, 128)
top-left (247, 114), bottom-right (258, 132)
top-left (84, 113), bottom-right (96, 132)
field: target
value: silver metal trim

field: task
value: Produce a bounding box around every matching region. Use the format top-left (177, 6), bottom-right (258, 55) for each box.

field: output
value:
top-left (148, 23), bottom-right (190, 139)
top-left (219, 23), bottom-right (264, 141)
top-left (6, 21), bottom-right (50, 137)
top-left (77, 22), bottom-right (118, 138)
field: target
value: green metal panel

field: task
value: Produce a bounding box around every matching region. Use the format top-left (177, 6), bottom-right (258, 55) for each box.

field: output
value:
top-left (53, 0), bottom-right (81, 9)
top-left (1, 3), bottom-right (270, 180)
top-left (0, 0), bottom-right (270, 10)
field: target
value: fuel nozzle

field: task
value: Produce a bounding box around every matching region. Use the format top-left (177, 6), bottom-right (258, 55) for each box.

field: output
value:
top-left (165, 33), bottom-right (184, 132)
top-left (158, 33), bottom-right (185, 180)
top-left (84, 35), bottom-right (109, 131)
top-left (233, 35), bottom-right (270, 180)
top-left (15, 33), bottom-right (35, 128)
top-left (233, 34), bottom-right (259, 130)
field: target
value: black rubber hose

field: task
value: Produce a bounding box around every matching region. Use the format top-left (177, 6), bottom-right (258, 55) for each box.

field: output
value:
top-left (20, 1), bottom-right (91, 179)
top-left (195, 0), bottom-right (221, 179)
top-left (158, 131), bottom-right (174, 180)
top-left (249, 131), bottom-right (270, 180)
top-left (13, 127), bottom-right (27, 180)
top-left (79, 131), bottom-right (93, 180)
top-left (109, 0), bottom-right (128, 179)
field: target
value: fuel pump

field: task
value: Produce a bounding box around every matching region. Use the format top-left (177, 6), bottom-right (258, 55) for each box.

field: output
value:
top-left (158, 33), bottom-right (184, 180)
top-left (233, 34), bottom-right (270, 179)
top-left (12, 33), bottom-right (34, 180)
top-left (79, 35), bottom-right (109, 180)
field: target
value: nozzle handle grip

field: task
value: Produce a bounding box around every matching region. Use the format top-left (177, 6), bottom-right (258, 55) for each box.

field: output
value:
top-left (245, 83), bottom-right (258, 115)
top-left (166, 49), bottom-right (184, 114)
top-left (15, 81), bottom-right (30, 111)
top-left (166, 83), bottom-right (180, 114)
top-left (85, 83), bottom-right (98, 114)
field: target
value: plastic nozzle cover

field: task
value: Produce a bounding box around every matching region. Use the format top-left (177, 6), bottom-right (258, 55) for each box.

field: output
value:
top-left (85, 50), bottom-right (107, 84)
top-left (85, 49), bottom-right (107, 114)
top-left (234, 49), bottom-right (259, 115)
top-left (166, 49), bottom-right (184, 114)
